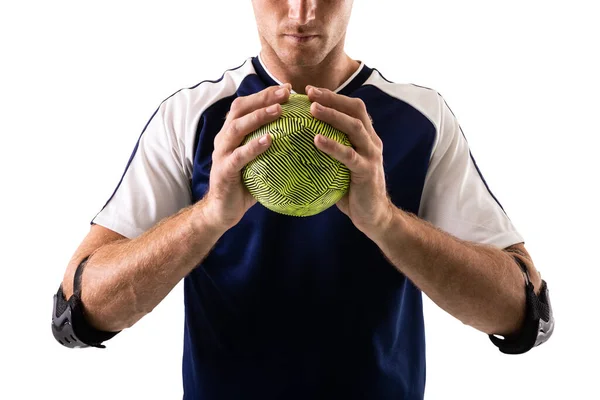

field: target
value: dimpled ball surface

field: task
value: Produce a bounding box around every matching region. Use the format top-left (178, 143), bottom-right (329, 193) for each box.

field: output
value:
top-left (241, 93), bottom-right (352, 217)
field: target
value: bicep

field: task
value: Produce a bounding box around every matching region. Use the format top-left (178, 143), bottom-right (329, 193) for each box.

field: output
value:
top-left (62, 95), bottom-right (194, 295)
top-left (61, 95), bottom-right (193, 296)
top-left (91, 98), bottom-right (193, 239)
top-left (418, 94), bottom-right (524, 249)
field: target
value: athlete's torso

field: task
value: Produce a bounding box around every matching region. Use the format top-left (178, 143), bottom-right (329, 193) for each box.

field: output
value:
top-left (180, 56), bottom-right (437, 399)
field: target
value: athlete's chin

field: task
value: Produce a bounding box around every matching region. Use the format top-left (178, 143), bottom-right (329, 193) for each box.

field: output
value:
top-left (277, 47), bottom-right (327, 67)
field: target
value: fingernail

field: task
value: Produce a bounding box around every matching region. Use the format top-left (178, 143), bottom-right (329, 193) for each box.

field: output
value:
top-left (311, 87), bottom-right (322, 97)
top-left (314, 102), bottom-right (324, 111)
top-left (275, 88), bottom-right (286, 96)
top-left (259, 135), bottom-right (269, 145)
top-left (266, 104), bottom-right (279, 114)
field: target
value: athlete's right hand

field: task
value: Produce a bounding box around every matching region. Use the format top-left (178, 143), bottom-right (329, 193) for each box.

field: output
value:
top-left (199, 83), bottom-right (292, 232)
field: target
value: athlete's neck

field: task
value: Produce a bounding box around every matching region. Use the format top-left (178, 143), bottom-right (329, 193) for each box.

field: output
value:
top-left (259, 46), bottom-right (360, 95)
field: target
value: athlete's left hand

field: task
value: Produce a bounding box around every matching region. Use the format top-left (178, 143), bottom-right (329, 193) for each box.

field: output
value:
top-left (306, 85), bottom-right (395, 238)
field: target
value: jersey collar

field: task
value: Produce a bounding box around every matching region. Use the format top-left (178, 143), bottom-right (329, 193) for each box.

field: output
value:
top-left (252, 53), bottom-right (372, 96)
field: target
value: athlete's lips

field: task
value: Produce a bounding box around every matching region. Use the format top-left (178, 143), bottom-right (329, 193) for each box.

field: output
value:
top-left (284, 34), bottom-right (318, 42)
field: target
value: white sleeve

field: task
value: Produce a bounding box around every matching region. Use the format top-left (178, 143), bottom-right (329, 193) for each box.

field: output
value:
top-left (417, 95), bottom-right (524, 248)
top-left (91, 98), bottom-right (192, 239)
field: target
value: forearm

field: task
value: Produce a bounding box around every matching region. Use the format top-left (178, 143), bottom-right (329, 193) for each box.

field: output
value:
top-left (75, 199), bottom-right (225, 332)
top-left (370, 208), bottom-right (528, 336)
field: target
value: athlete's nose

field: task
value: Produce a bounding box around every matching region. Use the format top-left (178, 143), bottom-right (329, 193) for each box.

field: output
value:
top-left (287, 0), bottom-right (316, 25)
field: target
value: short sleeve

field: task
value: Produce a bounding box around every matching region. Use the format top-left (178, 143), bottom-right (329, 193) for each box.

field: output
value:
top-left (417, 95), bottom-right (524, 248)
top-left (91, 99), bottom-right (192, 239)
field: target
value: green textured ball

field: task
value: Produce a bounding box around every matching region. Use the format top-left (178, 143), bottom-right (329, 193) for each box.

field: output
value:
top-left (241, 93), bottom-right (352, 217)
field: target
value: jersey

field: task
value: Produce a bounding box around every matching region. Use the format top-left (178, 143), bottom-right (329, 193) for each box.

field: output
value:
top-left (91, 55), bottom-right (524, 399)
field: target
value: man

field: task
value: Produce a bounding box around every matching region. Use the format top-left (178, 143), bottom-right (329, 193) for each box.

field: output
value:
top-left (52, 1), bottom-right (554, 399)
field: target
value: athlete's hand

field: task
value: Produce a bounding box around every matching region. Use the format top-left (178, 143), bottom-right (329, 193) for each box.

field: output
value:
top-left (200, 83), bottom-right (292, 231)
top-left (306, 85), bottom-right (395, 238)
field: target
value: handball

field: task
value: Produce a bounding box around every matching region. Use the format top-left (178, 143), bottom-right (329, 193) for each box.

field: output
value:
top-left (241, 93), bottom-right (352, 217)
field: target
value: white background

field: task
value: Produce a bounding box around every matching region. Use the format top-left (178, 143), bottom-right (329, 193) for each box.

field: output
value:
top-left (1, 0), bottom-right (598, 398)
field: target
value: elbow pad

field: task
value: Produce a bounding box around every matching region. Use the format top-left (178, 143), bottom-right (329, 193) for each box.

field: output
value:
top-left (489, 256), bottom-right (554, 354)
top-left (52, 257), bottom-right (121, 348)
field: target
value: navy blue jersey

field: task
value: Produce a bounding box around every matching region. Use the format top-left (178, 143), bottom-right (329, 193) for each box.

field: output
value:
top-left (93, 55), bottom-right (523, 399)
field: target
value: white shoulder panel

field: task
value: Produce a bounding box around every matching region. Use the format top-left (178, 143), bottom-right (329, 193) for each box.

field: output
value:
top-left (92, 58), bottom-right (256, 238)
top-left (365, 71), bottom-right (524, 248)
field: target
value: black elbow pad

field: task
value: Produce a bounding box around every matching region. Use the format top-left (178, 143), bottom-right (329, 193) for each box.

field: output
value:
top-left (489, 256), bottom-right (554, 354)
top-left (52, 257), bottom-right (121, 348)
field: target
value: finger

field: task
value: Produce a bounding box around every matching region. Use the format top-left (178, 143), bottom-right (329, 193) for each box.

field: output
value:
top-left (306, 86), bottom-right (377, 143)
top-left (226, 83), bottom-right (291, 122)
top-left (219, 102), bottom-right (283, 154)
top-left (310, 102), bottom-right (373, 154)
top-left (227, 133), bottom-right (272, 172)
top-left (314, 134), bottom-right (364, 173)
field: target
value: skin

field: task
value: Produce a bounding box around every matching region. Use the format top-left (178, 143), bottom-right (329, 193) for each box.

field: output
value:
top-left (252, 0), bottom-right (359, 93)
top-left (61, 0), bottom-right (542, 337)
